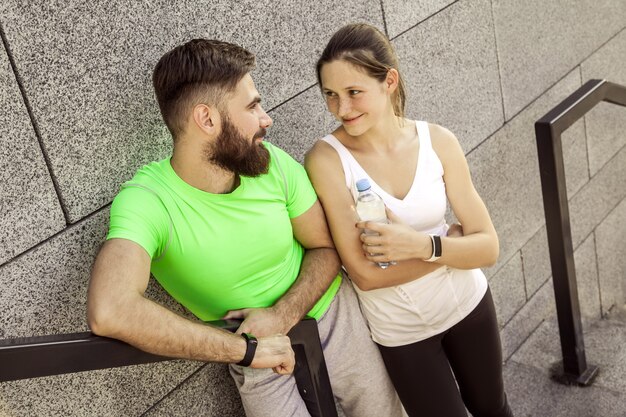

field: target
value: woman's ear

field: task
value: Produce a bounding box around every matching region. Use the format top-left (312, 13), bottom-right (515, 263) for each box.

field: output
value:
top-left (385, 68), bottom-right (399, 95)
top-left (192, 103), bottom-right (219, 135)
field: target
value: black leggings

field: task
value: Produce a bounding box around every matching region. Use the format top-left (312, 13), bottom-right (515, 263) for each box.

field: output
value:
top-left (377, 288), bottom-right (513, 417)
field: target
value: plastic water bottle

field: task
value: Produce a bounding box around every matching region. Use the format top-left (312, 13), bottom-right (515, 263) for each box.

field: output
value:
top-left (355, 178), bottom-right (391, 269)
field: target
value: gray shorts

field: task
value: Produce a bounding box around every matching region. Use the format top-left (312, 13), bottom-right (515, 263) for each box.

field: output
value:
top-left (229, 277), bottom-right (404, 417)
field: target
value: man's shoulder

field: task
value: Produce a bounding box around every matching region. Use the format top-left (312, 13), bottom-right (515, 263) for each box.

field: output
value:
top-left (126, 158), bottom-right (170, 183)
top-left (120, 158), bottom-right (172, 191)
top-left (113, 158), bottom-right (174, 209)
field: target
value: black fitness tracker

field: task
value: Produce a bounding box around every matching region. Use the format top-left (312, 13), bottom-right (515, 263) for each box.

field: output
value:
top-left (425, 234), bottom-right (442, 262)
top-left (237, 333), bottom-right (258, 367)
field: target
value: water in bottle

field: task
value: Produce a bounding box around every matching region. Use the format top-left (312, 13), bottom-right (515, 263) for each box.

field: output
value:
top-left (355, 178), bottom-right (391, 269)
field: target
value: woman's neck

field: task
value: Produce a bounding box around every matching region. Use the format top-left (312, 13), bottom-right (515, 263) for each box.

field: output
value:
top-left (342, 114), bottom-right (410, 153)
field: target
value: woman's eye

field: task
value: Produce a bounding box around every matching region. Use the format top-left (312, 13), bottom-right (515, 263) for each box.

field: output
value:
top-left (349, 90), bottom-right (360, 96)
top-left (324, 91), bottom-right (336, 97)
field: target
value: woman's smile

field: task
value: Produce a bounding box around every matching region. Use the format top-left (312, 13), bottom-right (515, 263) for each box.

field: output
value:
top-left (342, 114), bottom-right (364, 125)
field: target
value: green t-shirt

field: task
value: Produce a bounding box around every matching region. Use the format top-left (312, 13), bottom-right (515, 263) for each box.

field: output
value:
top-left (107, 143), bottom-right (341, 321)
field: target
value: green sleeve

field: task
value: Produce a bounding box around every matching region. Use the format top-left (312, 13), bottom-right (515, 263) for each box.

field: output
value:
top-left (107, 184), bottom-right (170, 259)
top-left (270, 144), bottom-right (318, 218)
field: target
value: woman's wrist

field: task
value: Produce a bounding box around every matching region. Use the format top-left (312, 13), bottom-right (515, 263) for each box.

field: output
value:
top-left (417, 234), bottom-right (433, 259)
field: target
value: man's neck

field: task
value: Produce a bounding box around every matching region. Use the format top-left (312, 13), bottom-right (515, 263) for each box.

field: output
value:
top-left (170, 146), bottom-right (238, 195)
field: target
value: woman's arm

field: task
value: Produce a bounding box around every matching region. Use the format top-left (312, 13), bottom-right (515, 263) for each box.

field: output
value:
top-left (351, 124), bottom-right (498, 270)
top-left (304, 140), bottom-right (441, 291)
top-left (431, 123), bottom-right (499, 268)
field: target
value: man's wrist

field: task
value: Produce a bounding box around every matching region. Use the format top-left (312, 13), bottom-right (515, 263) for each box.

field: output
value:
top-left (268, 304), bottom-right (300, 333)
top-left (236, 333), bottom-right (258, 367)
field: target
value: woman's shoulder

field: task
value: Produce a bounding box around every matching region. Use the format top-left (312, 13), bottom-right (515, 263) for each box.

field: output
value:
top-left (304, 135), bottom-right (342, 169)
top-left (423, 122), bottom-right (465, 167)
top-left (425, 122), bottom-right (455, 141)
top-left (425, 122), bottom-right (461, 150)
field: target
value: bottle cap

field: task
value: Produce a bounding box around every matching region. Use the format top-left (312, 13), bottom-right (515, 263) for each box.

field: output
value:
top-left (356, 178), bottom-right (371, 192)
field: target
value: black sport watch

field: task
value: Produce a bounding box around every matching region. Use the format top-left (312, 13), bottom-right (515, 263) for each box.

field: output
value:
top-left (236, 333), bottom-right (258, 367)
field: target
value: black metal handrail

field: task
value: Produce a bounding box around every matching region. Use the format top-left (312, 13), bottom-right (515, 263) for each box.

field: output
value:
top-left (535, 79), bottom-right (626, 386)
top-left (0, 318), bottom-right (338, 417)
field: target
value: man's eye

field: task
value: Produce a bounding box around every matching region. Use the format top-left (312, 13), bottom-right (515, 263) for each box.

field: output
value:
top-left (349, 90), bottom-right (360, 96)
top-left (324, 91), bottom-right (336, 97)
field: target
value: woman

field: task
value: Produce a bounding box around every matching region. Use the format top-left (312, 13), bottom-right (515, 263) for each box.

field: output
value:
top-left (305, 23), bottom-right (513, 417)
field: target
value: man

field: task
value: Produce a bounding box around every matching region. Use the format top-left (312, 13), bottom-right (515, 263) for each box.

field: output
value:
top-left (87, 39), bottom-right (402, 416)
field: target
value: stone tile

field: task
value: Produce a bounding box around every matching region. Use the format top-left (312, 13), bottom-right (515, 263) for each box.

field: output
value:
top-left (573, 234), bottom-right (602, 323)
top-left (509, 320), bottom-right (572, 376)
top-left (392, 0), bottom-right (503, 153)
top-left (521, 226), bottom-right (551, 298)
top-left (0, 0), bottom-right (384, 221)
top-left (500, 279), bottom-right (555, 360)
top-left (581, 29), bottom-right (626, 176)
top-left (0, 210), bottom-right (107, 339)
top-left (569, 145), bottom-right (626, 250)
top-left (145, 363), bottom-right (245, 417)
top-left (489, 252), bottom-right (526, 329)
top-left (492, 0), bottom-right (626, 119)
top-left (382, 0), bottom-right (454, 38)
top-left (469, 69), bottom-right (581, 274)
top-left (0, 360), bottom-right (201, 417)
top-left (561, 117), bottom-right (590, 198)
top-left (584, 306), bottom-right (626, 394)
top-left (503, 360), bottom-right (625, 417)
top-left (511, 310), bottom-right (626, 396)
top-left (0, 38), bottom-right (65, 264)
top-left (509, 321), bottom-right (562, 385)
top-left (595, 198), bottom-right (626, 314)
top-left (520, 223), bottom-right (601, 329)
top-left (267, 86), bottom-right (338, 164)
top-left (0, 209), bottom-right (192, 339)
top-left (585, 102), bottom-right (626, 177)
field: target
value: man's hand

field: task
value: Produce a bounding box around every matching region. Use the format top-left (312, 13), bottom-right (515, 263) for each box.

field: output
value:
top-left (252, 335), bottom-right (295, 374)
top-left (447, 223), bottom-right (464, 238)
top-left (223, 307), bottom-right (292, 337)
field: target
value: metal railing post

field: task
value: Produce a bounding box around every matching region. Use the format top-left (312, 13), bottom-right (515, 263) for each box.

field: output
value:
top-left (534, 79), bottom-right (626, 385)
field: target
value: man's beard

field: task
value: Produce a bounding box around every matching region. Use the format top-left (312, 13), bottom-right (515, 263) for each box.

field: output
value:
top-left (206, 116), bottom-right (270, 177)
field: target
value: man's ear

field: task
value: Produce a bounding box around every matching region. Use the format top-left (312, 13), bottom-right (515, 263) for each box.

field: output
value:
top-left (192, 103), bottom-right (220, 135)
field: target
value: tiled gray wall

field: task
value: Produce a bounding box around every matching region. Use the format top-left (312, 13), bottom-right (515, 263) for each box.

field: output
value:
top-left (492, 0), bottom-right (626, 120)
top-left (0, 40), bottom-right (65, 264)
top-left (393, 0), bottom-right (503, 152)
top-left (0, 1), bottom-right (624, 415)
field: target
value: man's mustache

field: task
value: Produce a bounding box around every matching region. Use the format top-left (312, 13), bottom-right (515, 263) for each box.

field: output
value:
top-left (254, 128), bottom-right (267, 140)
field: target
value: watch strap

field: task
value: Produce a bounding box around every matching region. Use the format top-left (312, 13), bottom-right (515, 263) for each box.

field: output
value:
top-left (425, 234), bottom-right (442, 262)
top-left (236, 333), bottom-right (258, 367)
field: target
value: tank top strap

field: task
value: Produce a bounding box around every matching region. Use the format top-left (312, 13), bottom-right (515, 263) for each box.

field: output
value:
top-left (415, 121), bottom-right (444, 181)
top-left (416, 121), bottom-right (433, 152)
top-left (319, 134), bottom-right (359, 199)
top-left (319, 134), bottom-right (353, 164)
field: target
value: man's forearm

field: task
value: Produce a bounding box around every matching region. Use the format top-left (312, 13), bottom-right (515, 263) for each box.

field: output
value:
top-left (91, 293), bottom-right (245, 363)
top-left (90, 293), bottom-right (295, 371)
top-left (272, 247), bottom-right (341, 329)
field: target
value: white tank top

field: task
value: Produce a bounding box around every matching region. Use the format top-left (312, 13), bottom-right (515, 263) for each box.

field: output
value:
top-left (320, 121), bottom-right (488, 346)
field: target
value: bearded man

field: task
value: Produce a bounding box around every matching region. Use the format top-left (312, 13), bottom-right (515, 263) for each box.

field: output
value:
top-left (87, 39), bottom-right (402, 417)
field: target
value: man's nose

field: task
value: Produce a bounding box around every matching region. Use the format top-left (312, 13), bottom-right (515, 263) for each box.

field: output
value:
top-left (260, 108), bottom-right (273, 128)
